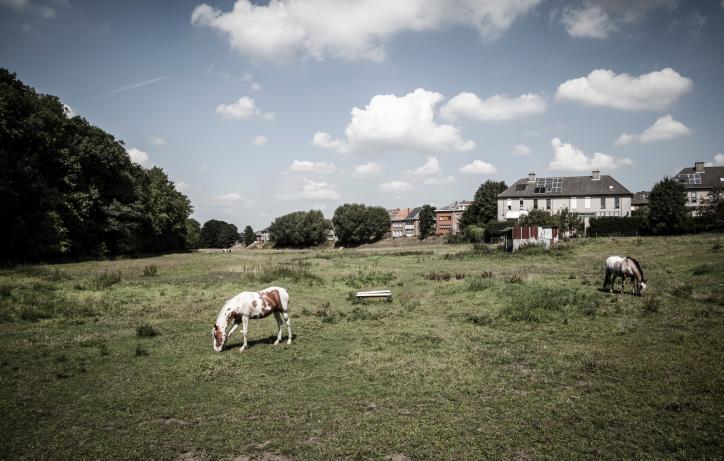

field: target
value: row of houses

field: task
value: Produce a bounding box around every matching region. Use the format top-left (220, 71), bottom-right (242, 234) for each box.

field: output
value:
top-left (387, 161), bottom-right (724, 238)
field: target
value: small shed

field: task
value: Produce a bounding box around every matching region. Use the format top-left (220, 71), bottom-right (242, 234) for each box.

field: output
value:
top-left (502, 225), bottom-right (559, 252)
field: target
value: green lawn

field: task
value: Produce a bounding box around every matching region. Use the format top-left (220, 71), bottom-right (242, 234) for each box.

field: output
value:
top-left (0, 235), bottom-right (722, 460)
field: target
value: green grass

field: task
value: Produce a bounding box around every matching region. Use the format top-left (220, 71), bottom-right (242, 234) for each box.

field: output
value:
top-left (0, 235), bottom-right (722, 460)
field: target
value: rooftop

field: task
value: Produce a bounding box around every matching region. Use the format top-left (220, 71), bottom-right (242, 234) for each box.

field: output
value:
top-left (436, 200), bottom-right (472, 212)
top-left (499, 172), bottom-right (631, 198)
top-left (674, 163), bottom-right (724, 190)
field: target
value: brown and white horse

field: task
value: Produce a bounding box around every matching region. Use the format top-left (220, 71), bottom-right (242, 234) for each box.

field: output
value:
top-left (212, 287), bottom-right (292, 352)
top-left (603, 256), bottom-right (647, 296)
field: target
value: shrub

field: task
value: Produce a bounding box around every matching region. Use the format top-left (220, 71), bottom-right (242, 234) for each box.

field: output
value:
top-left (141, 264), bottom-right (158, 277)
top-left (589, 217), bottom-right (644, 237)
top-left (342, 270), bottom-right (395, 289)
top-left (136, 324), bottom-right (159, 338)
top-left (515, 242), bottom-right (548, 255)
top-left (90, 270), bottom-right (122, 289)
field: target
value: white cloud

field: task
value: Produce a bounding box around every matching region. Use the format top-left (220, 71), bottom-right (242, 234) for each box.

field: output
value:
top-left (176, 181), bottom-right (190, 192)
top-left (460, 160), bottom-right (497, 175)
top-left (561, 4), bottom-right (616, 39)
top-left (559, 0), bottom-right (678, 39)
top-left (513, 144), bottom-right (531, 156)
top-left (379, 181), bottom-right (413, 193)
top-left (424, 175), bottom-right (456, 185)
top-left (615, 114), bottom-right (690, 145)
top-left (288, 160), bottom-right (336, 174)
top-left (191, 0), bottom-right (542, 62)
top-left (62, 103), bottom-right (75, 118)
top-left (212, 192), bottom-right (244, 202)
top-left (0, 0), bottom-right (59, 18)
top-left (126, 147), bottom-right (151, 167)
top-left (216, 96), bottom-right (274, 120)
top-left (440, 92), bottom-right (546, 121)
top-left (705, 153), bottom-right (724, 166)
top-left (555, 68), bottom-right (693, 111)
top-left (150, 136), bottom-right (166, 146)
top-left (252, 135), bottom-right (268, 146)
top-left (354, 162), bottom-right (381, 175)
top-left (406, 156), bottom-right (440, 178)
top-left (250, 82), bottom-right (262, 91)
top-left (277, 179), bottom-right (340, 200)
top-left (313, 88), bottom-right (473, 153)
top-left (548, 137), bottom-right (633, 171)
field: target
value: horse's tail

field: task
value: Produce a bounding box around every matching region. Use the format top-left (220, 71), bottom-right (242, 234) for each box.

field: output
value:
top-left (278, 287), bottom-right (290, 312)
top-left (626, 256), bottom-right (644, 281)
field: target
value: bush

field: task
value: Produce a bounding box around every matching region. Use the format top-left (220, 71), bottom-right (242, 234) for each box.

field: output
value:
top-left (333, 203), bottom-right (390, 246)
top-left (589, 216), bottom-right (644, 237)
top-left (89, 270), bottom-right (122, 289)
top-left (136, 324), bottom-right (159, 337)
top-left (141, 264), bottom-right (158, 277)
top-left (270, 210), bottom-right (329, 247)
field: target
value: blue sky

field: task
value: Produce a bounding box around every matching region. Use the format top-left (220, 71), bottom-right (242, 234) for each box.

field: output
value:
top-left (2, 0), bottom-right (723, 229)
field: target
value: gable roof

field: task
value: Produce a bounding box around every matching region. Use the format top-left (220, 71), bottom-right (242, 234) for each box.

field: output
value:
top-left (499, 174), bottom-right (631, 198)
top-left (632, 191), bottom-right (649, 206)
top-left (674, 165), bottom-right (724, 190)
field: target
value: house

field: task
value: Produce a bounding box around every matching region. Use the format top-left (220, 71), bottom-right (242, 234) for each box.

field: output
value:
top-left (500, 226), bottom-right (559, 252)
top-left (631, 191), bottom-right (649, 212)
top-left (435, 200), bottom-right (472, 236)
top-left (497, 171), bottom-right (633, 227)
top-left (674, 161), bottom-right (724, 215)
top-left (389, 207), bottom-right (422, 238)
top-left (255, 228), bottom-right (271, 243)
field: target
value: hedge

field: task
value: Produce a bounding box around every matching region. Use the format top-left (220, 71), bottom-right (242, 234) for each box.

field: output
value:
top-left (588, 216), bottom-right (644, 237)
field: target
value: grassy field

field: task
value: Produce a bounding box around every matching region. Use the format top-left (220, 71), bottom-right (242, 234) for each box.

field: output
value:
top-left (0, 235), bottom-right (722, 460)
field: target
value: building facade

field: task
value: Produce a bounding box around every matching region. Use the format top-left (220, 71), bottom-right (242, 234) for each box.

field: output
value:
top-left (435, 200), bottom-right (471, 236)
top-left (389, 207), bottom-right (422, 238)
top-left (497, 171), bottom-right (633, 226)
top-left (674, 162), bottom-right (724, 215)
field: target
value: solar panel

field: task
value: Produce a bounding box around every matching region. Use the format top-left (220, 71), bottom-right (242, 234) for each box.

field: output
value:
top-left (679, 173), bottom-right (702, 184)
top-left (534, 178), bottom-right (562, 193)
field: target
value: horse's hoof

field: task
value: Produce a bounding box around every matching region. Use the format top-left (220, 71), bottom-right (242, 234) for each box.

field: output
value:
top-left (273, 340), bottom-right (280, 345)
top-left (287, 339), bottom-right (292, 345)
top-left (239, 347), bottom-right (246, 352)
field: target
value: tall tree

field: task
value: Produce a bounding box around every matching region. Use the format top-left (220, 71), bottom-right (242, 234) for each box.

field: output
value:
top-left (698, 187), bottom-right (724, 230)
top-left (460, 180), bottom-right (507, 228)
top-left (333, 204), bottom-right (390, 246)
top-left (648, 177), bottom-right (688, 234)
top-left (418, 204), bottom-right (436, 240)
top-left (185, 219), bottom-right (201, 250)
top-left (242, 225), bottom-right (255, 246)
top-left (270, 210), bottom-right (329, 247)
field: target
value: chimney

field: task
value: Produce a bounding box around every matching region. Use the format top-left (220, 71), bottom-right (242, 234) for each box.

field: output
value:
top-left (694, 162), bottom-right (704, 173)
top-left (592, 170), bottom-right (600, 181)
top-left (528, 172), bottom-right (536, 183)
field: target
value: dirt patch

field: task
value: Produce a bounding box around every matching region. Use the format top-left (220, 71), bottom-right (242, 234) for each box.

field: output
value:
top-left (233, 453), bottom-right (291, 461)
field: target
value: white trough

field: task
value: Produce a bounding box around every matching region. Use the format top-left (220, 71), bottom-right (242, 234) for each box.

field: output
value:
top-left (356, 289), bottom-right (392, 300)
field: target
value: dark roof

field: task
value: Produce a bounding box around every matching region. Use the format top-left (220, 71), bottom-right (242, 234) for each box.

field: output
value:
top-left (406, 207), bottom-right (423, 220)
top-left (499, 174), bottom-right (632, 198)
top-left (674, 165), bottom-right (724, 190)
top-left (632, 191), bottom-right (649, 206)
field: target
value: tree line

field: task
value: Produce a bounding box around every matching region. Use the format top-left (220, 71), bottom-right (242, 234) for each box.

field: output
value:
top-left (0, 69), bottom-right (194, 262)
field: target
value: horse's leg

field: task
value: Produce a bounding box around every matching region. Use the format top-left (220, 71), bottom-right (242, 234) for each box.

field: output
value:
top-left (610, 274), bottom-right (616, 292)
top-left (283, 311), bottom-right (292, 344)
top-left (603, 269), bottom-right (610, 290)
top-left (621, 275), bottom-right (625, 294)
top-left (273, 311), bottom-right (283, 345)
top-left (239, 315), bottom-right (249, 352)
top-left (227, 322), bottom-right (239, 339)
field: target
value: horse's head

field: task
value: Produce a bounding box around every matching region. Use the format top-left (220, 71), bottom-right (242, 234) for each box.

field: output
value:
top-left (212, 324), bottom-right (226, 352)
top-left (637, 279), bottom-right (647, 296)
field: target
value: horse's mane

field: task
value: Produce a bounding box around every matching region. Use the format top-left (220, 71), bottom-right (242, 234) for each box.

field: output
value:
top-left (626, 256), bottom-right (645, 281)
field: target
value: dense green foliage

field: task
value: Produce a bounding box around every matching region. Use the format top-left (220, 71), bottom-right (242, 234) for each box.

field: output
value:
top-left (698, 187), bottom-right (724, 230)
top-left (184, 219), bottom-right (201, 250)
top-left (332, 203), bottom-right (390, 246)
top-left (589, 216), bottom-right (645, 236)
top-left (417, 204), bottom-right (436, 240)
top-left (242, 225), bottom-right (255, 246)
top-left (269, 210), bottom-right (329, 247)
top-left (200, 220), bottom-right (239, 248)
top-left (648, 178), bottom-right (688, 234)
top-left (0, 69), bottom-right (192, 262)
top-left (518, 208), bottom-right (556, 227)
top-left (459, 180), bottom-right (507, 228)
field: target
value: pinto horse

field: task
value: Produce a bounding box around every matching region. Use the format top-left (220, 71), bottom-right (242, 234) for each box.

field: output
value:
top-left (603, 256), bottom-right (647, 296)
top-left (212, 287), bottom-right (292, 352)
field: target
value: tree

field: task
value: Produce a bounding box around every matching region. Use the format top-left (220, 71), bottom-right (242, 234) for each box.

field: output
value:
top-left (519, 209), bottom-right (555, 227)
top-left (200, 219), bottom-right (238, 248)
top-left (141, 167), bottom-right (193, 252)
top-left (697, 187), bottom-right (724, 230)
top-left (332, 204), bottom-right (390, 246)
top-left (648, 177), bottom-right (688, 234)
top-left (554, 207), bottom-right (584, 237)
top-left (464, 225), bottom-right (484, 243)
top-left (185, 219), bottom-right (201, 250)
top-left (460, 180), bottom-right (507, 228)
top-left (418, 205), bottom-right (436, 240)
top-left (269, 210), bottom-right (329, 247)
top-left (242, 225), bottom-right (255, 246)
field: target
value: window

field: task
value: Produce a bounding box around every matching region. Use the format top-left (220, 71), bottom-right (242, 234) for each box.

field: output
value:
top-left (614, 197), bottom-right (620, 209)
top-left (678, 173), bottom-right (702, 184)
top-left (519, 200), bottom-right (524, 210)
top-left (506, 199), bottom-right (512, 210)
top-left (689, 191), bottom-right (697, 203)
top-left (546, 198), bottom-right (551, 210)
top-left (533, 199), bottom-right (538, 209)
top-left (584, 197), bottom-right (591, 209)
top-left (570, 197), bottom-right (577, 209)
top-left (600, 197), bottom-right (606, 209)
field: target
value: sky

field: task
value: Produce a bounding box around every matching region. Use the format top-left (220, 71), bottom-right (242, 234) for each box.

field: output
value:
top-left (1, 0), bottom-right (723, 230)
